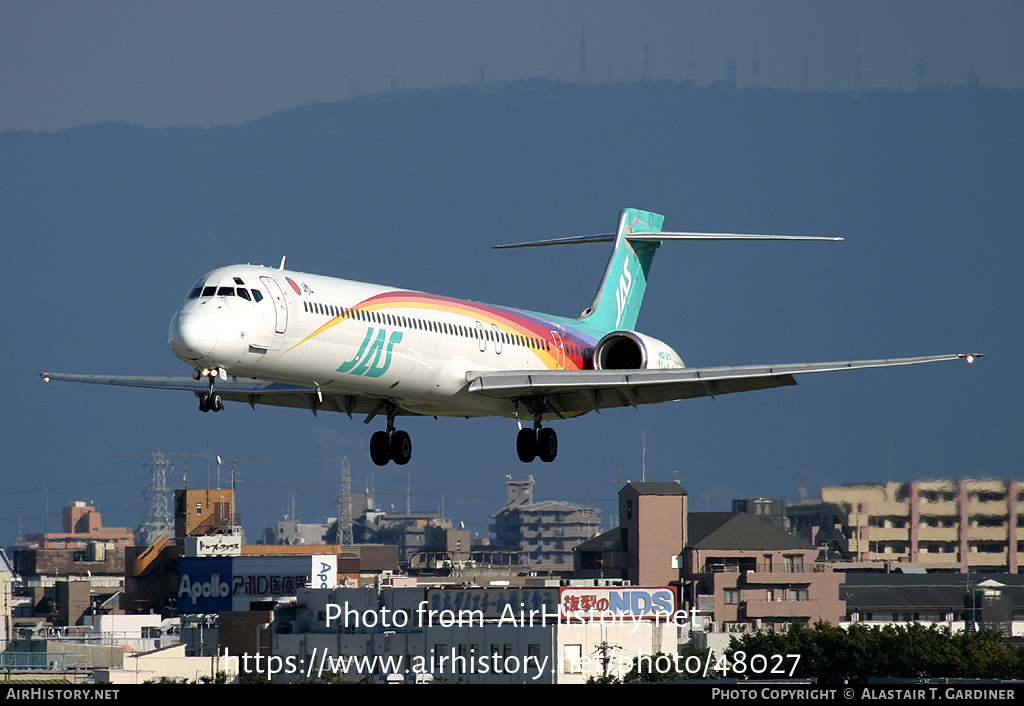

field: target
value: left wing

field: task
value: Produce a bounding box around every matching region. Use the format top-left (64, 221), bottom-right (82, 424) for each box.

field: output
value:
top-left (39, 373), bottom-right (416, 419)
top-left (466, 354), bottom-right (982, 417)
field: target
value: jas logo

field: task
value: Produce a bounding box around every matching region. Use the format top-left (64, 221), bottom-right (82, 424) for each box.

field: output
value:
top-left (337, 327), bottom-right (404, 378)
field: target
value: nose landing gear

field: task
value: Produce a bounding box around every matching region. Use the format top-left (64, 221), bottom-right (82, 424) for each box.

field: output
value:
top-left (196, 367), bottom-right (225, 413)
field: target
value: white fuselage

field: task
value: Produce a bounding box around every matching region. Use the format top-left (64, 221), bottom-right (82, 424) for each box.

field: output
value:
top-left (168, 264), bottom-right (611, 418)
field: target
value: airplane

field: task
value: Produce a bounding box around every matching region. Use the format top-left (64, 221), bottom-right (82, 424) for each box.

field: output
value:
top-left (41, 208), bottom-right (981, 466)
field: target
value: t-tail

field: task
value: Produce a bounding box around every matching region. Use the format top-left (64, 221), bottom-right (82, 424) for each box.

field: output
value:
top-left (493, 208), bottom-right (841, 332)
top-left (580, 208), bottom-right (663, 330)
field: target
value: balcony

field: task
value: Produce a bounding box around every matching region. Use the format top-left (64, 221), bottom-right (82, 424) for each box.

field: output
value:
top-left (867, 527), bottom-right (910, 542)
top-left (917, 501), bottom-right (958, 516)
top-left (700, 561), bottom-right (823, 574)
top-left (917, 552), bottom-right (960, 565)
top-left (966, 526), bottom-right (1008, 542)
top-left (917, 527), bottom-right (958, 542)
top-left (744, 599), bottom-right (822, 619)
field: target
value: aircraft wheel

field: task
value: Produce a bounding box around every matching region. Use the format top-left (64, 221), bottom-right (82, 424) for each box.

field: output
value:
top-left (391, 430), bottom-right (412, 465)
top-left (209, 393), bottom-right (223, 412)
top-left (516, 428), bottom-right (537, 463)
top-left (198, 395), bottom-right (210, 413)
top-left (370, 431), bottom-right (391, 466)
top-left (537, 427), bottom-right (558, 463)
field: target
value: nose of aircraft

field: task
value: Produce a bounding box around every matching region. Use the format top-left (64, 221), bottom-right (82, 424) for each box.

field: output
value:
top-left (169, 311), bottom-right (218, 361)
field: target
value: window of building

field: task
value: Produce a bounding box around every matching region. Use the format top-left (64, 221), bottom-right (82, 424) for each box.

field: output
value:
top-left (564, 645), bottom-right (583, 674)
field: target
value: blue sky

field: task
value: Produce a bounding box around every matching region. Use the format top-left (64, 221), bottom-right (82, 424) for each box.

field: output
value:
top-left (1, 2), bottom-right (1020, 546)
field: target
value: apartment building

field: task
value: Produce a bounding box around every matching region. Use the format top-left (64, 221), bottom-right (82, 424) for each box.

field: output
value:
top-left (821, 479), bottom-right (1023, 572)
top-left (490, 476), bottom-right (601, 571)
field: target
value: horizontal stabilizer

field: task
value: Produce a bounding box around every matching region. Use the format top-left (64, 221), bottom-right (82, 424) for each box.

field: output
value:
top-left (494, 231), bottom-right (840, 249)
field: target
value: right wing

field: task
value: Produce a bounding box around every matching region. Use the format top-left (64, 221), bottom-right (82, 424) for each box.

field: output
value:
top-left (466, 354), bottom-right (982, 417)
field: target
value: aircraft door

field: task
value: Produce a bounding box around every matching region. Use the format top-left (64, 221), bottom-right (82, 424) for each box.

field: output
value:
top-left (551, 330), bottom-right (566, 369)
top-left (491, 324), bottom-right (503, 355)
top-left (260, 276), bottom-right (289, 334)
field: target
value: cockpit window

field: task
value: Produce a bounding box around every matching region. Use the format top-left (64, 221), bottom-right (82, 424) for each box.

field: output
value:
top-left (237, 288), bottom-right (251, 301)
top-left (233, 277), bottom-right (245, 285)
top-left (202, 286), bottom-right (216, 297)
top-left (251, 289), bottom-right (264, 302)
top-left (188, 286), bottom-right (203, 299)
top-left (217, 287), bottom-right (235, 297)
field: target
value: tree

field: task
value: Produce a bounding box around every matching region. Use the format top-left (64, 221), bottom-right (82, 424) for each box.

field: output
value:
top-left (725, 621), bottom-right (1024, 683)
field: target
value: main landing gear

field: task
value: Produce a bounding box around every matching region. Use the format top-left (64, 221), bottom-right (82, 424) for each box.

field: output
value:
top-left (195, 367), bottom-right (224, 413)
top-left (516, 424), bottom-right (558, 463)
top-left (369, 410), bottom-right (412, 466)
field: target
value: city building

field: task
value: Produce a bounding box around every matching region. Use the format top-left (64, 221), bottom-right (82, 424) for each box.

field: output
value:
top-left (732, 497), bottom-right (788, 531)
top-left (841, 572), bottom-right (1024, 637)
top-left (574, 482), bottom-right (846, 632)
top-left (267, 579), bottom-right (676, 684)
top-left (20, 501), bottom-right (134, 550)
top-left (175, 488), bottom-right (238, 538)
top-left (12, 546), bottom-right (126, 626)
top-left (489, 476), bottom-right (601, 572)
top-left (819, 480), bottom-right (1024, 572)
top-left (683, 512), bottom-right (846, 633)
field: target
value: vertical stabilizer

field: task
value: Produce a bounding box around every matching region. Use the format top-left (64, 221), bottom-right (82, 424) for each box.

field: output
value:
top-left (578, 208), bottom-right (663, 331)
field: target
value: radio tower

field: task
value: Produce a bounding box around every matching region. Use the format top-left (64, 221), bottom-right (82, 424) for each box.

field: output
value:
top-left (338, 457), bottom-right (353, 545)
top-left (137, 451), bottom-right (174, 545)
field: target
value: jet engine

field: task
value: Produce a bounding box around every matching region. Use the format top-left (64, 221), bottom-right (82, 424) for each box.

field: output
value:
top-left (592, 331), bottom-right (685, 370)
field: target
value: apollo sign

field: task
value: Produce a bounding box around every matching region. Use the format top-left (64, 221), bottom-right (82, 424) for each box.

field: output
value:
top-left (176, 555), bottom-right (337, 613)
top-left (178, 573), bottom-right (231, 600)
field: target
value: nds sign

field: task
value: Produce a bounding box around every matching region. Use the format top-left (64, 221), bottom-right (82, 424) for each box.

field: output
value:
top-left (559, 587), bottom-right (676, 621)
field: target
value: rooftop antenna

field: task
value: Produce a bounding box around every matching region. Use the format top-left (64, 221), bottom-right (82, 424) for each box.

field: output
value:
top-left (641, 430), bottom-right (647, 482)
